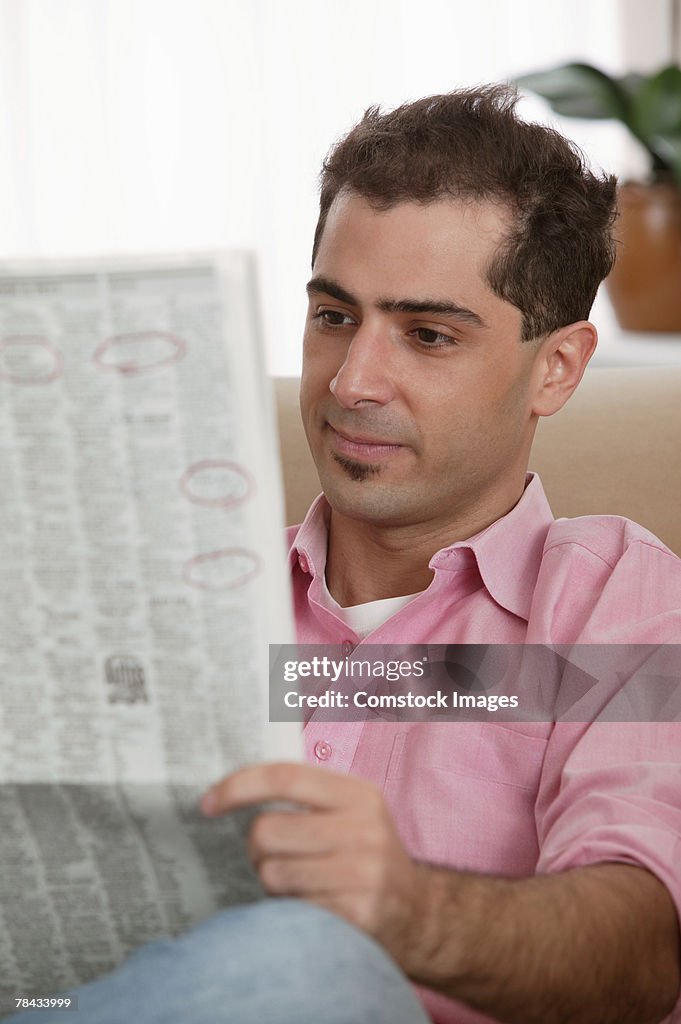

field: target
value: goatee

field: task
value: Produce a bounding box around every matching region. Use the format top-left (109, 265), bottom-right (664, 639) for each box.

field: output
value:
top-left (332, 453), bottom-right (381, 482)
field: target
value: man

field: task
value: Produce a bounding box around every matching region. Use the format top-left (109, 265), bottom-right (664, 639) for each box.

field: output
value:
top-left (203, 87), bottom-right (681, 1023)
top-left (12, 87), bottom-right (680, 1024)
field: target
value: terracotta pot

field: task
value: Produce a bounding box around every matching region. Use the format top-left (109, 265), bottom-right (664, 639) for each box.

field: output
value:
top-left (605, 181), bottom-right (681, 332)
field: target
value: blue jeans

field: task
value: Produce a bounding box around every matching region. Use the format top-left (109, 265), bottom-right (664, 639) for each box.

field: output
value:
top-left (5, 900), bottom-right (430, 1023)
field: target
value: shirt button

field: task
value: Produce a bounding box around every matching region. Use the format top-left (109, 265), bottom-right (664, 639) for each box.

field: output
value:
top-left (298, 553), bottom-right (309, 573)
top-left (342, 639), bottom-right (354, 656)
top-left (313, 740), bottom-right (332, 762)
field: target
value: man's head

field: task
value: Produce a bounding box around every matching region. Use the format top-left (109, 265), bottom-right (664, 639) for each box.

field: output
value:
top-left (312, 86), bottom-right (616, 342)
top-left (300, 87), bottom-right (617, 539)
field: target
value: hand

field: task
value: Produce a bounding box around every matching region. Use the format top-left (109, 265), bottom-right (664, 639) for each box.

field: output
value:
top-left (200, 761), bottom-right (428, 970)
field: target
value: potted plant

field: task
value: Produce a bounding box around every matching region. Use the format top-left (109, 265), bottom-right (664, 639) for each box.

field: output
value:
top-left (516, 63), bottom-right (681, 332)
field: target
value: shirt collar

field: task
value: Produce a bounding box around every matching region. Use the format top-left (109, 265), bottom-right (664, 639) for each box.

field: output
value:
top-left (288, 473), bottom-right (554, 622)
top-left (428, 473), bottom-right (554, 620)
top-left (288, 492), bottom-right (331, 579)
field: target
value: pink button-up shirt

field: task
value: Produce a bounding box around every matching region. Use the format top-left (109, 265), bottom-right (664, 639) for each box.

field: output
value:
top-left (287, 475), bottom-right (681, 1024)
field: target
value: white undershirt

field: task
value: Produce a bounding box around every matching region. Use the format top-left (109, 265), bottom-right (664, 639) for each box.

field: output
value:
top-left (318, 574), bottom-right (422, 639)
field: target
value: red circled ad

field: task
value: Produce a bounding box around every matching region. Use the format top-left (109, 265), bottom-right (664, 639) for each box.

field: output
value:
top-left (179, 460), bottom-right (254, 510)
top-left (0, 336), bottom-right (63, 385)
top-left (183, 548), bottom-right (261, 591)
top-left (93, 331), bottom-right (187, 375)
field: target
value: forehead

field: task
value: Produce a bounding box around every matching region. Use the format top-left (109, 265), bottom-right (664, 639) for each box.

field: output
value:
top-left (313, 192), bottom-right (514, 313)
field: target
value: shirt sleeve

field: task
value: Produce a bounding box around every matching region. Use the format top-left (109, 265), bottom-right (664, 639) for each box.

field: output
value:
top-left (535, 719), bottom-right (681, 1021)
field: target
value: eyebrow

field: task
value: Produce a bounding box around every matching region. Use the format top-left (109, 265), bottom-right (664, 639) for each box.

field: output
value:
top-left (306, 275), bottom-right (487, 329)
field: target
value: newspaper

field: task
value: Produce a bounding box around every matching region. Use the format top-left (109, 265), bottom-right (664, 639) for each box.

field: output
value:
top-left (0, 254), bottom-right (299, 1008)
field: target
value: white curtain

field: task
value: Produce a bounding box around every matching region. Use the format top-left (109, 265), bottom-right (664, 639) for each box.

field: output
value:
top-left (0, 0), bottom-right (673, 373)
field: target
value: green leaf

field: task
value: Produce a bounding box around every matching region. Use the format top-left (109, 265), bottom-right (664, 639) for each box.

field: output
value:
top-left (515, 61), bottom-right (681, 182)
top-left (618, 72), bottom-right (647, 101)
top-left (515, 63), bottom-right (632, 122)
top-left (631, 65), bottom-right (681, 138)
top-left (648, 133), bottom-right (681, 185)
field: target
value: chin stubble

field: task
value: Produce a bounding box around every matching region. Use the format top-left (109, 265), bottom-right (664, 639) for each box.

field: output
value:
top-left (332, 452), bottom-right (381, 482)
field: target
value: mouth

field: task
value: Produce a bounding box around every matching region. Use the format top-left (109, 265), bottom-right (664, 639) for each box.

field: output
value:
top-left (326, 423), bottom-right (406, 461)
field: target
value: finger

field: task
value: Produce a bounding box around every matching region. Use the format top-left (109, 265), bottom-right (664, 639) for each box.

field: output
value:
top-left (305, 894), bottom-right (373, 938)
top-left (201, 761), bottom-right (376, 815)
top-left (248, 810), bottom-right (342, 861)
top-left (258, 851), bottom-right (384, 899)
top-left (258, 854), bottom-right (355, 897)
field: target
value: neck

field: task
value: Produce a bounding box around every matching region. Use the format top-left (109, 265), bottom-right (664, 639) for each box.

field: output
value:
top-left (325, 482), bottom-right (527, 607)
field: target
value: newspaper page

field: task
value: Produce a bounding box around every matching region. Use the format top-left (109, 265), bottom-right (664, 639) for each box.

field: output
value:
top-left (0, 253), bottom-right (299, 1010)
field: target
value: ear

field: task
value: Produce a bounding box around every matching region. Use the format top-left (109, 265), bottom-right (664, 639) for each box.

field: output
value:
top-left (531, 321), bottom-right (597, 417)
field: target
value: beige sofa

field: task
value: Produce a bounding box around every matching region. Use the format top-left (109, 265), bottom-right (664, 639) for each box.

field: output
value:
top-left (274, 367), bottom-right (681, 557)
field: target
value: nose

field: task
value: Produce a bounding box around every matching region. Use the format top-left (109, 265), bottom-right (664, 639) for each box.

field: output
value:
top-left (329, 323), bottom-right (396, 409)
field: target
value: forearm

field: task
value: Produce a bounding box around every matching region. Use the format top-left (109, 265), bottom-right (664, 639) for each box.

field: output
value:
top-left (205, 764), bottom-right (681, 1023)
top-left (406, 862), bottom-right (680, 1024)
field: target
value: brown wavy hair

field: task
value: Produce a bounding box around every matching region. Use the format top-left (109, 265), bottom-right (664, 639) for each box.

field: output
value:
top-left (312, 86), bottom-right (617, 340)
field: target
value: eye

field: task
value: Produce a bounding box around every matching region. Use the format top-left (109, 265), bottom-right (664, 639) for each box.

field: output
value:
top-left (412, 327), bottom-right (457, 348)
top-left (312, 308), bottom-right (356, 329)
